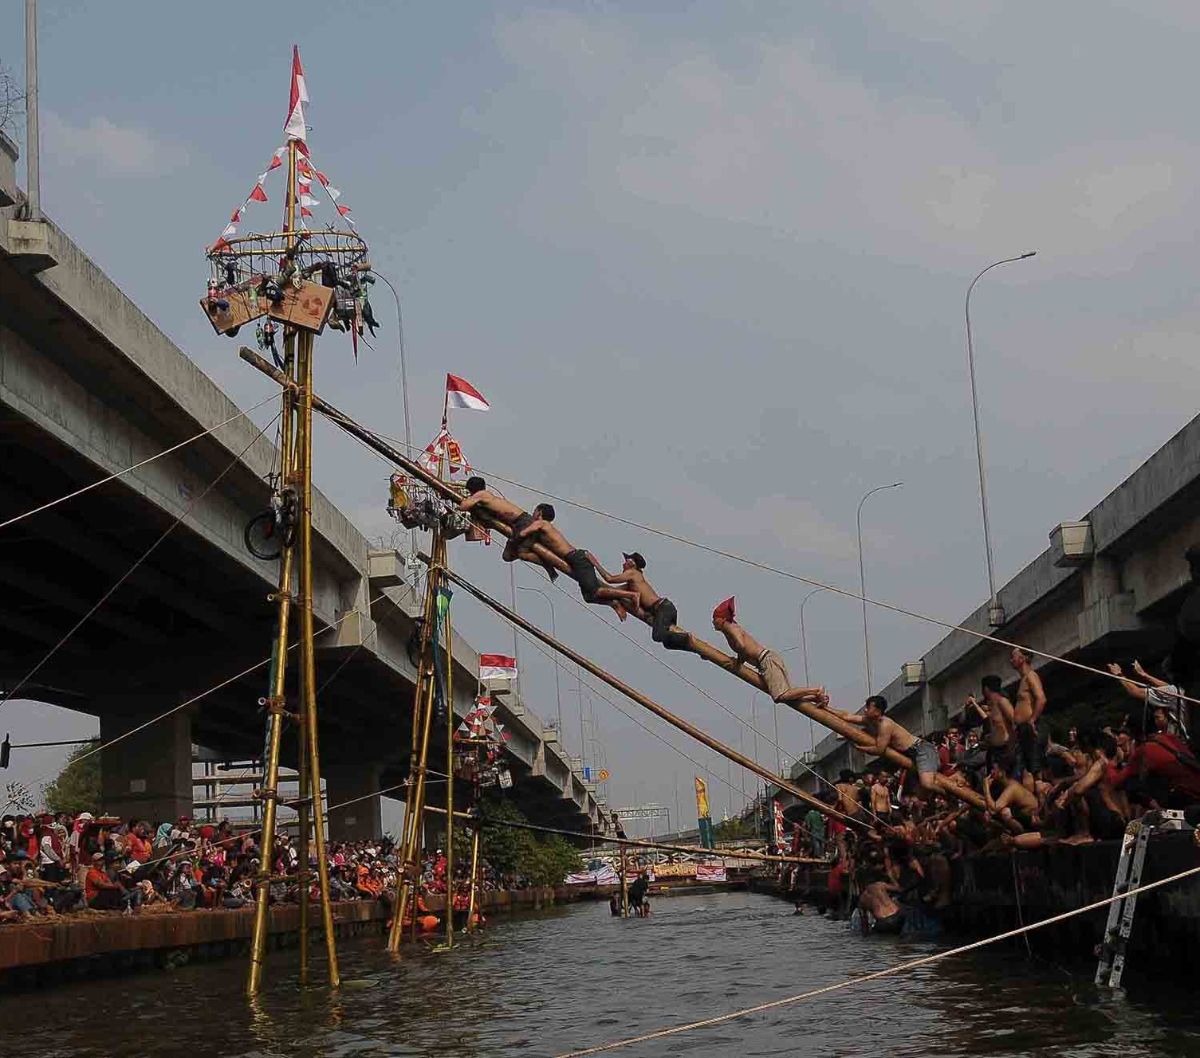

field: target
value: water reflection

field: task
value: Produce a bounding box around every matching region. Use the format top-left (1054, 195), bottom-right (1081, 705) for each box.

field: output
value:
top-left (5, 893), bottom-right (1199, 1057)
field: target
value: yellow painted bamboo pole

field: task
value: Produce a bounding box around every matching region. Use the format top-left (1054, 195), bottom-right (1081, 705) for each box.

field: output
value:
top-left (442, 565), bottom-right (455, 951)
top-left (245, 338), bottom-right (298, 993)
top-left (388, 532), bottom-right (446, 952)
top-left (295, 328), bottom-right (340, 988)
top-left (465, 827), bottom-right (481, 933)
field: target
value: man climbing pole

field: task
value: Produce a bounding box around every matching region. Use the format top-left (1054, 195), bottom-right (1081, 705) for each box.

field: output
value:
top-left (591, 552), bottom-right (691, 650)
top-left (517, 507), bottom-right (641, 619)
top-left (825, 695), bottom-right (940, 797)
top-left (710, 597), bottom-right (826, 708)
top-left (459, 477), bottom-right (560, 582)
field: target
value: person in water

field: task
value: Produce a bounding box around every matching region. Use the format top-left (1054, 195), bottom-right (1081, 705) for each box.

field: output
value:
top-left (517, 507), bottom-right (641, 619)
top-left (711, 597), bottom-right (826, 707)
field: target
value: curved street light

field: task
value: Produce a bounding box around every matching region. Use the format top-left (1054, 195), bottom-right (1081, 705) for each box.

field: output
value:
top-left (965, 251), bottom-right (1037, 627)
top-left (798, 586), bottom-right (831, 760)
top-left (857, 482), bottom-right (903, 696)
top-left (369, 270), bottom-right (415, 554)
top-left (516, 584), bottom-right (563, 742)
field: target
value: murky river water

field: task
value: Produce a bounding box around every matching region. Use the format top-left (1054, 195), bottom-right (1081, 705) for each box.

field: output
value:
top-left (9, 891), bottom-right (1200, 1057)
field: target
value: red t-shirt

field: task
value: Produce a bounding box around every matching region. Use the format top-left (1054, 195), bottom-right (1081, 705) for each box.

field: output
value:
top-left (126, 833), bottom-right (151, 863)
top-left (1113, 734), bottom-right (1200, 801)
top-left (85, 867), bottom-right (109, 903)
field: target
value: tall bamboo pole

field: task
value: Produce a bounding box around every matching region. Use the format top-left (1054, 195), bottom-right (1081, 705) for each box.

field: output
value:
top-left (442, 564), bottom-right (455, 950)
top-left (387, 530), bottom-right (445, 952)
top-left (245, 137), bottom-right (302, 996)
top-left (296, 328), bottom-right (340, 988)
top-left (465, 826), bottom-right (481, 932)
top-left (297, 713), bottom-right (310, 985)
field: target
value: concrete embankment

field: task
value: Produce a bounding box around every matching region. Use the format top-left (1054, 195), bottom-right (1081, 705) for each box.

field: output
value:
top-left (751, 831), bottom-right (1200, 973)
top-left (0, 886), bottom-right (574, 989)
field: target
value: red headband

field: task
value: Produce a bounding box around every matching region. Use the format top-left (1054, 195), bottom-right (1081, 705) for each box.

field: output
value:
top-left (712, 596), bottom-right (736, 624)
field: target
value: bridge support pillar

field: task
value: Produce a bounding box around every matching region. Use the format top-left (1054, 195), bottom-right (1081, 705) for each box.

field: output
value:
top-left (326, 762), bottom-right (383, 841)
top-left (98, 702), bottom-right (193, 823)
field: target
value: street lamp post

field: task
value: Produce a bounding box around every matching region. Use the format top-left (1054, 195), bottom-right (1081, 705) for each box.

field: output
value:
top-left (516, 585), bottom-right (563, 740)
top-left (965, 251), bottom-right (1037, 627)
top-left (799, 586), bottom-right (831, 756)
top-left (371, 271), bottom-right (414, 552)
top-left (857, 482), bottom-right (903, 696)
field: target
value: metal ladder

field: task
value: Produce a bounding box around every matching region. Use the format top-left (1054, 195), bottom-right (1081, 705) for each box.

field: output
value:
top-left (1095, 819), bottom-right (1153, 987)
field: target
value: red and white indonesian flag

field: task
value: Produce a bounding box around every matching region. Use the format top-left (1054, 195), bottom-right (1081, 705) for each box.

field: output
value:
top-left (446, 374), bottom-right (490, 412)
top-left (479, 654), bottom-right (517, 681)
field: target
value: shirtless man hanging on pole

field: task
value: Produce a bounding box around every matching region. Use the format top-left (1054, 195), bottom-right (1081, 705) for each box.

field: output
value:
top-left (591, 552), bottom-right (691, 650)
top-left (516, 507), bottom-right (641, 619)
top-left (825, 695), bottom-right (939, 797)
top-left (458, 477), bottom-right (560, 582)
top-left (710, 597), bottom-right (826, 707)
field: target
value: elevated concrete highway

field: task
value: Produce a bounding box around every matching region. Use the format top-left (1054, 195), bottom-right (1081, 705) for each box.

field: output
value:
top-left (794, 395), bottom-right (1200, 794)
top-left (0, 131), bottom-right (601, 837)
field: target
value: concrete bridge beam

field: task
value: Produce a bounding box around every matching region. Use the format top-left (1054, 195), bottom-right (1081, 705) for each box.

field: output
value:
top-left (99, 699), bottom-right (194, 824)
top-left (326, 762), bottom-right (384, 843)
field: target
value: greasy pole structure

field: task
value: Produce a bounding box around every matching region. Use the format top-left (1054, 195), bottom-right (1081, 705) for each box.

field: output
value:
top-left (386, 530), bottom-right (446, 953)
top-left (440, 569), bottom-right (859, 826)
top-left (237, 347), bottom-right (984, 814)
top-left (212, 49), bottom-right (375, 994)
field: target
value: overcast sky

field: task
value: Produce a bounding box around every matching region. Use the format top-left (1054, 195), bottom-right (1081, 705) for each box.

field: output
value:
top-left (6, 1), bottom-right (1200, 830)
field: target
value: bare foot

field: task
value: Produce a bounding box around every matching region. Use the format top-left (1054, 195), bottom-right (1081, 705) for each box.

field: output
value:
top-left (613, 603), bottom-right (628, 622)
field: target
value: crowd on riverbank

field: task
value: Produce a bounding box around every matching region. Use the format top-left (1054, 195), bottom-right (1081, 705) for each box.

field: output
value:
top-left (0, 811), bottom-right (512, 924)
top-left (786, 650), bottom-right (1200, 935)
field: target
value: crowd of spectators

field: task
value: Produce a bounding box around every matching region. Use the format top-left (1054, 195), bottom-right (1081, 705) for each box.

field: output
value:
top-left (0, 811), bottom-right (516, 925)
top-left (785, 649), bottom-right (1200, 935)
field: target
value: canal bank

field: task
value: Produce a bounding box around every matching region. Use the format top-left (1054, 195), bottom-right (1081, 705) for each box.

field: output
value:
top-left (751, 830), bottom-right (1200, 975)
top-left (0, 885), bottom-right (575, 990)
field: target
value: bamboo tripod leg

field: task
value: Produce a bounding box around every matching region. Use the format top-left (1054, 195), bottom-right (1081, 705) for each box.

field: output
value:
top-left (443, 582), bottom-right (455, 951)
top-left (298, 718), bottom-right (310, 985)
top-left (388, 533), bottom-right (445, 952)
top-left (296, 330), bottom-right (340, 988)
top-left (465, 827), bottom-right (481, 933)
top-left (246, 335), bottom-right (298, 998)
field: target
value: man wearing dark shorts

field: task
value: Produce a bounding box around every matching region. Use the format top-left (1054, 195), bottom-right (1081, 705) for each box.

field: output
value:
top-left (517, 508), bottom-right (641, 617)
top-left (459, 479), bottom-right (559, 581)
top-left (592, 552), bottom-right (691, 651)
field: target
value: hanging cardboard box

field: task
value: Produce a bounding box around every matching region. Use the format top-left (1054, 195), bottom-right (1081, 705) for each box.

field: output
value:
top-left (267, 280), bottom-right (334, 333)
top-left (201, 285), bottom-right (267, 336)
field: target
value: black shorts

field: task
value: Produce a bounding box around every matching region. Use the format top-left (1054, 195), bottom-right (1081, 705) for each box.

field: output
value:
top-left (566, 550), bottom-right (602, 602)
top-left (1016, 722), bottom-right (1044, 776)
top-left (873, 910), bottom-right (904, 935)
top-left (649, 598), bottom-right (690, 650)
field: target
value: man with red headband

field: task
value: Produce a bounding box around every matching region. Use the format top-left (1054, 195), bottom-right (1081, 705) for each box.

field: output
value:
top-left (711, 597), bottom-right (825, 707)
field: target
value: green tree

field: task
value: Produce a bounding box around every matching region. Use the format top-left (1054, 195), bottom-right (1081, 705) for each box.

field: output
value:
top-left (43, 745), bottom-right (100, 815)
top-left (478, 795), bottom-right (583, 885)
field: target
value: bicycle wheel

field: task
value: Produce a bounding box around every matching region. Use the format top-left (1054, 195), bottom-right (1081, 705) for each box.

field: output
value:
top-left (244, 510), bottom-right (283, 560)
